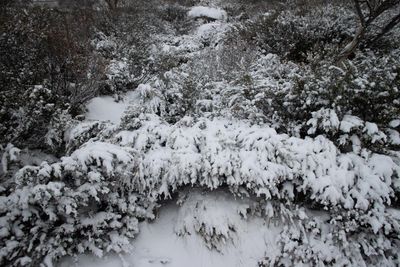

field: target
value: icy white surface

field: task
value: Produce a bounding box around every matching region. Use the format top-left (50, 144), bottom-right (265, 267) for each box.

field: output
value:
top-left (188, 6), bottom-right (227, 21)
top-left (59, 190), bottom-right (279, 267)
top-left (85, 92), bottom-right (137, 123)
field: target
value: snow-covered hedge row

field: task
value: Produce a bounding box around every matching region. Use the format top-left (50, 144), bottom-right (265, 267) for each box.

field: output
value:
top-left (117, 114), bottom-right (400, 211)
top-left (133, 48), bottom-right (400, 153)
top-left (2, 110), bottom-right (399, 265)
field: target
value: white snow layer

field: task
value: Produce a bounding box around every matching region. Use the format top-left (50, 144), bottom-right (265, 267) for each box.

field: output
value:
top-left (59, 190), bottom-right (279, 267)
top-left (85, 91), bottom-right (136, 123)
top-left (188, 6), bottom-right (227, 21)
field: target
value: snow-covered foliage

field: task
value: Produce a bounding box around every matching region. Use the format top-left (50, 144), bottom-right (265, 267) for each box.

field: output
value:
top-left (1, 144), bottom-right (21, 175)
top-left (0, 141), bottom-right (156, 266)
top-left (174, 189), bottom-right (252, 251)
top-left (3, 109), bottom-right (400, 265)
top-left (1, 0), bottom-right (400, 266)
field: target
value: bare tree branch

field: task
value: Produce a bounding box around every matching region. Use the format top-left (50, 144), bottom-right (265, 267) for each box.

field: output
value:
top-left (337, 0), bottom-right (400, 63)
top-left (355, 0), bottom-right (366, 26)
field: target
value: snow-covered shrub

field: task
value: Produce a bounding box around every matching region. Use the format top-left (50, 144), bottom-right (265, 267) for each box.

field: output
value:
top-left (65, 121), bottom-right (116, 153)
top-left (0, 142), bottom-right (156, 266)
top-left (2, 109), bottom-right (400, 265)
top-left (91, 32), bottom-right (118, 59)
top-left (231, 3), bottom-right (355, 62)
top-left (0, 6), bottom-right (101, 151)
top-left (174, 189), bottom-right (251, 251)
top-left (268, 50), bottom-right (400, 151)
top-left (218, 45), bottom-right (399, 153)
top-left (1, 85), bottom-right (69, 151)
top-left (161, 4), bottom-right (188, 24)
top-left (112, 113), bottom-right (400, 211)
top-left (216, 53), bottom-right (297, 123)
top-left (91, 32), bottom-right (155, 96)
top-left (188, 39), bottom-right (258, 82)
top-left (260, 207), bottom-right (400, 267)
top-left (1, 144), bottom-right (21, 176)
top-left (121, 72), bottom-right (207, 124)
top-left (1, 1), bottom-right (400, 266)
top-left (104, 59), bottom-right (134, 93)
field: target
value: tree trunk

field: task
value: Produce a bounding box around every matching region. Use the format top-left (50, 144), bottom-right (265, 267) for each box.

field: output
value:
top-left (336, 26), bottom-right (365, 63)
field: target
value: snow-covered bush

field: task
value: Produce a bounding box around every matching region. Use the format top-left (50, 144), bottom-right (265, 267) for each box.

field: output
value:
top-left (174, 190), bottom-right (251, 251)
top-left (268, 50), bottom-right (400, 151)
top-left (260, 207), bottom-right (400, 267)
top-left (161, 4), bottom-right (188, 24)
top-left (214, 45), bottom-right (399, 153)
top-left (1, 1), bottom-right (400, 266)
top-left (0, 85), bottom-right (70, 151)
top-left (4, 105), bottom-right (400, 265)
top-left (0, 142), bottom-right (156, 266)
top-left (0, 6), bottom-right (101, 151)
top-left (231, 3), bottom-right (355, 62)
top-left (0, 144), bottom-right (21, 186)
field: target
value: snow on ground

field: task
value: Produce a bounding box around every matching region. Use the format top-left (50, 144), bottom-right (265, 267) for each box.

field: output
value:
top-left (85, 92), bottom-right (137, 124)
top-left (59, 190), bottom-right (280, 267)
top-left (188, 6), bottom-right (227, 21)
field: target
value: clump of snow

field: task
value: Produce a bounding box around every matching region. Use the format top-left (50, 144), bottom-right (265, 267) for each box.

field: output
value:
top-left (340, 115), bottom-right (364, 133)
top-left (364, 122), bottom-right (387, 143)
top-left (390, 119), bottom-right (400, 128)
top-left (388, 129), bottom-right (400, 145)
top-left (188, 6), bottom-right (227, 21)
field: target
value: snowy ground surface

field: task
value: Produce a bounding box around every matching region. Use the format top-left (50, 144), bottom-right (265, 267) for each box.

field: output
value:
top-left (60, 190), bottom-right (279, 267)
top-left (85, 92), bottom-right (137, 124)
